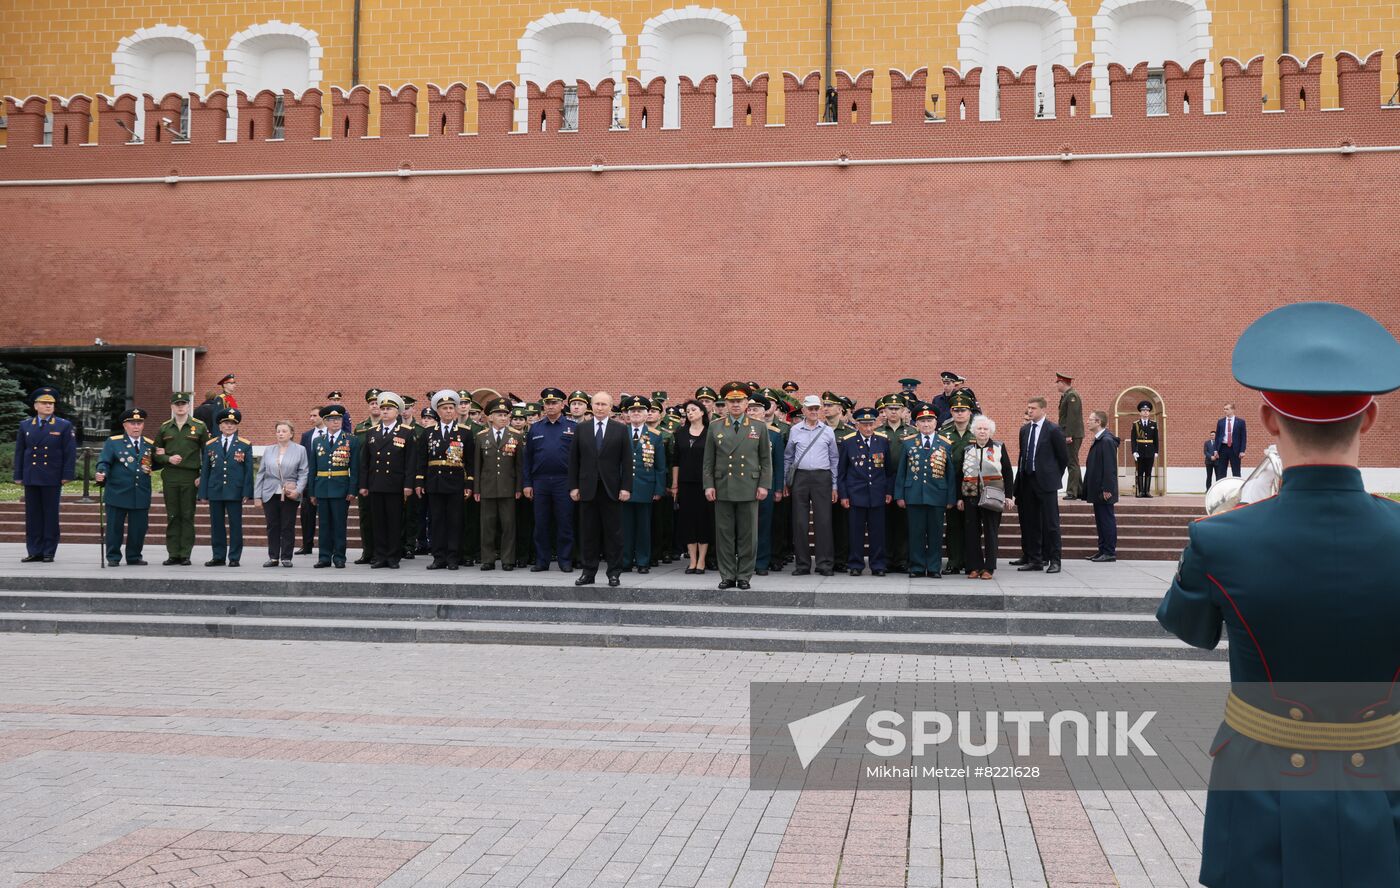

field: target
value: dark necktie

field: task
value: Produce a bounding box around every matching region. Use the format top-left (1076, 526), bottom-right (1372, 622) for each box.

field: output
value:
top-left (1028, 424), bottom-right (1039, 470)
top-left (595, 421), bottom-right (605, 450)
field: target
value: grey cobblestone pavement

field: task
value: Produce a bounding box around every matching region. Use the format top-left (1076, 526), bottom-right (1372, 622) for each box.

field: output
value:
top-left (0, 636), bottom-right (1224, 887)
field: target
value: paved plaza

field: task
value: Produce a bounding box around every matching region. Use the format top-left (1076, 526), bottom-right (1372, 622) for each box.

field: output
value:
top-left (0, 628), bottom-right (1225, 888)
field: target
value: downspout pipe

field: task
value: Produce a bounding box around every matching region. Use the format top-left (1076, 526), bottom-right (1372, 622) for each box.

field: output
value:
top-left (824, 0), bottom-right (833, 97)
top-left (1281, 0), bottom-right (1289, 56)
top-left (352, 0), bottom-right (362, 86)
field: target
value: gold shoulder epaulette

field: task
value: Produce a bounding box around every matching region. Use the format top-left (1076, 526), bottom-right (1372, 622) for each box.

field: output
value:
top-left (238, 437), bottom-right (250, 444)
top-left (476, 428), bottom-right (490, 436)
top-left (110, 434), bottom-right (123, 440)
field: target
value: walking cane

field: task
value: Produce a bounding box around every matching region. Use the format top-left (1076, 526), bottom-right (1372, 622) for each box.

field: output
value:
top-left (97, 483), bottom-right (106, 569)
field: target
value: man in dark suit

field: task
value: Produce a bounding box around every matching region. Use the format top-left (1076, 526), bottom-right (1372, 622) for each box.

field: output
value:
top-left (1014, 396), bottom-right (1069, 573)
top-left (569, 391), bottom-right (634, 588)
top-left (1215, 403), bottom-right (1246, 478)
top-left (1081, 409), bottom-right (1119, 562)
top-left (1203, 431), bottom-right (1220, 489)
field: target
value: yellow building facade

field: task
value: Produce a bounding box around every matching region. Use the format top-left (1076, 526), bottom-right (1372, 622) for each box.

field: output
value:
top-left (2, 0), bottom-right (1397, 139)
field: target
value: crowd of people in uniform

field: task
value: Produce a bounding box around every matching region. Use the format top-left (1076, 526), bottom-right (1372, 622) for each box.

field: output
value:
top-left (14, 370), bottom-right (1151, 582)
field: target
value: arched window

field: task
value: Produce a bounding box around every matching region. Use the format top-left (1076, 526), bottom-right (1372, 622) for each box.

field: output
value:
top-left (111, 25), bottom-right (210, 134)
top-left (224, 21), bottom-right (322, 140)
top-left (639, 8), bottom-right (747, 128)
top-left (517, 10), bottom-right (625, 131)
top-left (1092, 0), bottom-right (1213, 114)
top-left (958, 0), bottom-right (1076, 120)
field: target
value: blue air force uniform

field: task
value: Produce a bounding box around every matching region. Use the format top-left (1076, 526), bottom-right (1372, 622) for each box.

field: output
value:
top-left (96, 408), bottom-right (158, 564)
top-left (1156, 302), bottom-right (1400, 888)
top-left (13, 387), bottom-right (77, 560)
top-left (894, 408), bottom-right (958, 577)
top-left (309, 405), bottom-right (360, 567)
top-left (620, 398), bottom-right (667, 570)
top-left (837, 411), bottom-right (895, 573)
top-left (199, 409), bottom-right (256, 564)
top-left (523, 389), bottom-right (577, 570)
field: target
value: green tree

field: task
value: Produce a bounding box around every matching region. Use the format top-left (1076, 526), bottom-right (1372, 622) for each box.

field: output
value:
top-left (0, 366), bottom-right (29, 476)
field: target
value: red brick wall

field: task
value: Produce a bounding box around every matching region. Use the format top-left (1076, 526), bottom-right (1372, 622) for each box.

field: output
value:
top-left (3, 58), bottom-right (1399, 463)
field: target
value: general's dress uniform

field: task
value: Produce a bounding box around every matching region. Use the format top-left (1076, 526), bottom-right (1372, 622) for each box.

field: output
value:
top-left (199, 408), bottom-right (255, 566)
top-left (360, 392), bottom-right (418, 568)
top-left (938, 392), bottom-right (977, 573)
top-left (894, 404), bottom-right (958, 577)
top-left (1156, 302), bottom-right (1400, 888)
top-left (154, 392), bottom-right (209, 565)
top-left (419, 390), bottom-right (474, 570)
top-left (702, 383), bottom-right (772, 589)
top-left (838, 409), bottom-right (895, 575)
top-left (524, 389), bottom-right (577, 571)
top-left (754, 399), bottom-right (785, 575)
top-left (619, 397), bottom-right (667, 572)
top-left (309, 405), bottom-right (359, 568)
top-left (352, 388), bottom-right (382, 564)
top-left (13, 386), bottom-right (77, 561)
top-left (1057, 374), bottom-right (1085, 499)
top-left (475, 398), bottom-right (526, 569)
top-left (1131, 401), bottom-right (1160, 497)
top-left (97, 409), bottom-right (156, 565)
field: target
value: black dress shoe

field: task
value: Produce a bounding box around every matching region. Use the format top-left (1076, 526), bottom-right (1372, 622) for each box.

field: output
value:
top-left (637, 566), bottom-right (650, 574)
top-left (180, 558), bottom-right (192, 566)
top-left (737, 580), bottom-right (751, 590)
top-left (371, 561), bottom-right (388, 569)
top-left (685, 567), bottom-right (699, 575)
top-left (1009, 557), bottom-right (1029, 566)
top-left (333, 561), bottom-right (346, 568)
top-left (817, 569), bottom-right (834, 577)
top-left (530, 564), bottom-right (548, 572)
top-left (447, 564), bottom-right (458, 570)
top-left (754, 569), bottom-right (768, 576)
top-left (162, 557), bottom-right (181, 566)
top-left (1017, 562), bottom-right (1044, 571)
top-left (263, 559), bottom-right (280, 568)
top-left (41, 555), bottom-right (53, 562)
top-left (387, 562), bottom-right (400, 569)
top-left (282, 560), bottom-right (293, 567)
top-left (501, 564), bottom-right (514, 571)
top-left (426, 561), bottom-right (445, 570)
top-left (295, 548), bottom-right (313, 555)
top-left (1089, 553), bottom-right (1116, 562)
top-left (354, 556), bottom-right (373, 565)
top-left (227, 560), bottom-right (238, 567)
top-left (909, 570), bottom-right (926, 578)
top-left (929, 570), bottom-right (942, 578)
top-left (1084, 552), bottom-right (1101, 561)
top-left (718, 579), bottom-right (736, 590)
top-left (1046, 561), bottom-right (1061, 574)
top-left (607, 574), bottom-right (620, 587)
top-left (415, 546), bottom-right (432, 555)
top-left (849, 569), bottom-right (862, 577)
top-left (314, 561), bottom-right (332, 568)
top-left (791, 568), bottom-right (811, 576)
top-left (107, 560), bottom-right (121, 567)
top-left (559, 563), bottom-right (573, 572)
top-left (661, 556), bottom-right (673, 564)
top-left (945, 566), bottom-right (963, 575)
top-left (129, 559), bottom-right (148, 566)
top-left (1062, 495), bottom-right (1078, 501)
top-left (204, 559), bottom-right (225, 567)
top-left (463, 559), bottom-right (477, 567)
top-left (480, 563), bottom-right (494, 571)
top-left (401, 552), bottom-right (416, 560)
top-left (21, 554), bottom-right (43, 563)
top-left (871, 570), bottom-right (886, 577)
top-left (575, 574), bottom-right (596, 586)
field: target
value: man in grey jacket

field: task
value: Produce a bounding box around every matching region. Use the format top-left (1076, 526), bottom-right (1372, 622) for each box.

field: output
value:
top-left (783, 395), bottom-right (840, 577)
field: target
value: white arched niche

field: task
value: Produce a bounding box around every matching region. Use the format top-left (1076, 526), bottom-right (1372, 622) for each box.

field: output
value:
top-left (111, 25), bottom-right (210, 135)
top-left (958, 0), bottom-right (1076, 120)
top-left (224, 21), bottom-right (323, 139)
top-left (1093, 0), bottom-right (1213, 114)
top-left (516, 10), bottom-right (625, 130)
top-left (638, 7), bottom-right (747, 128)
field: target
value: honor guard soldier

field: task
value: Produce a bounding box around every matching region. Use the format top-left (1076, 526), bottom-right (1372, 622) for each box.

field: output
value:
top-left (309, 404), bottom-right (359, 568)
top-left (524, 388), bottom-right (577, 572)
top-left (647, 394), bottom-right (677, 566)
top-left (359, 392), bottom-right (418, 569)
top-left (199, 407), bottom-right (255, 566)
top-left (839, 407), bottom-right (895, 575)
top-left (417, 390), bottom-right (474, 570)
top-left (1056, 372), bottom-right (1085, 500)
top-left (702, 382), bottom-right (771, 590)
top-left (895, 402), bottom-right (958, 577)
top-left (749, 393), bottom-right (785, 576)
top-left (1157, 301), bottom-right (1400, 888)
top-left (620, 395), bottom-right (667, 573)
top-left (95, 408), bottom-right (157, 566)
top-left (1130, 399), bottom-right (1160, 497)
top-left (154, 392), bottom-right (209, 565)
top-left (14, 386), bottom-right (77, 562)
top-left (939, 391), bottom-right (977, 574)
top-left (352, 388), bottom-right (382, 563)
top-left (215, 373), bottom-right (239, 410)
top-left (475, 398), bottom-right (526, 570)
top-left (510, 404), bottom-right (534, 566)
top-left (878, 392), bottom-right (917, 572)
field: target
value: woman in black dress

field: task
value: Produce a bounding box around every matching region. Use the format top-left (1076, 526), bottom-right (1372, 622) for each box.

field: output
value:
top-left (670, 400), bottom-right (713, 573)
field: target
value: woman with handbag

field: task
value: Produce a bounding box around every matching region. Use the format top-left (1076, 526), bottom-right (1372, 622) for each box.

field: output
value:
top-left (254, 420), bottom-right (309, 567)
top-left (956, 415), bottom-right (1015, 579)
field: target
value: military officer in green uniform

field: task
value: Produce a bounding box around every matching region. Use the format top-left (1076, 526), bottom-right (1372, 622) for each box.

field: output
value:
top-left (702, 382), bottom-right (772, 590)
top-left (878, 392), bottom-right (917, 572)
top-left (95, 408), bottom-right (158, 566)
top-left (154, 392), bottom-right (209, 565)
top-left (620, 394), bottom-right (667, 573)
top-left (199, 407), bottom-right (255, 566)
top-left (475, 397), bottom-right (526, 570)
top-left (696, 386), bottom-right (720, 420)
top-left (510, 404), bottom-right (535, 567)
top-left (647, 392), bottom-right (676, 565)
top-left (1157, 302), bottom-right (1400, 888)
top-left (1056, 372), bottom-right (1085, 500)
top-left (309, 404), bottom-right (359, 568)
top-left (895, 402), bottom-right (958, 577)
top-left (938, 391), bottom-right (977, 574)
top-left (352, 388), bottom-right (382, 563)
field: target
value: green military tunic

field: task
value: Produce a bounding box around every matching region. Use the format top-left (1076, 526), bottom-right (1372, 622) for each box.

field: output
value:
top-left (1059, 386), bottom-right (1085, 498)
top-left (475, 425), bottom-right (526, 567)
top-left (702, 414), bottom-right (773, 583)
top-left (154, 416), bottom-right (209, 560)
